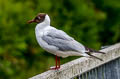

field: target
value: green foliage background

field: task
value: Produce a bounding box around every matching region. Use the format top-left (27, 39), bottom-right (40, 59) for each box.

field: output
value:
top-left (0, 0), bottom-right (120, 79)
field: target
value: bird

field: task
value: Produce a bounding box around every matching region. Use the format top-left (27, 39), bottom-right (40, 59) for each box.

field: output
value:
top-left (28, 13), bottom-right (105, 70)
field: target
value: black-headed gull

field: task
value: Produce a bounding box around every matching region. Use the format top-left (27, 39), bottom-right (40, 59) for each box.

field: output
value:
top-left (28, 13), bottom-right (105, 70)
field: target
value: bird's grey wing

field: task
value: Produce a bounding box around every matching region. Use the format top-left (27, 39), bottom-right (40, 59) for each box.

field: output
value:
top-left (46, 29), bottom-right (74, 41)
top-left (42, 29), bottom-right (85, 52)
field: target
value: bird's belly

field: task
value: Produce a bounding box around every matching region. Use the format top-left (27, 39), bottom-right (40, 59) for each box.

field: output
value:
top-left (49, 51), bottom-right (86, 58)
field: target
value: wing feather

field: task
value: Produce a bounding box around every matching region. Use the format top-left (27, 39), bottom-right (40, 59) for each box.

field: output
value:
top-left (42, 29), bottom-right (85, 52)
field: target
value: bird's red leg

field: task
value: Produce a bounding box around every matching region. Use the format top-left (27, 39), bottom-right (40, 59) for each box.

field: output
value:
top-left (51, 55), bottom-right (58, 70)
top-left (58, 57), bottom-right (60, 69)
top-left (55, 55), bottom-right (58, 69)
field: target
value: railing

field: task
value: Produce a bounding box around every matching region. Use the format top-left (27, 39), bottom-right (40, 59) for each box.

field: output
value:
top-left (29, 43), bottom-right (120, 79)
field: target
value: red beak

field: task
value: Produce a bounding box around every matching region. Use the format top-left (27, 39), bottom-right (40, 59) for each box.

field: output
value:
top-left (27, 19), bottom-right (35, 24)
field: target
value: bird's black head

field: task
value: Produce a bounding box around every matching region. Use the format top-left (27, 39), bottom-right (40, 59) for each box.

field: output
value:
top-left (28, 13), bottom-right (46, 24)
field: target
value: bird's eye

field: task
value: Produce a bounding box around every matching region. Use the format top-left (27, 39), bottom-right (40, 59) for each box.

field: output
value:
top-left (35, 16), bottom-right (41, 20)
top-left (38, 16), bottom-right (41, 20)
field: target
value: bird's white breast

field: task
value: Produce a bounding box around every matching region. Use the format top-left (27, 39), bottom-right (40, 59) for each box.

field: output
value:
top-left (35, 25), bottom-right (49, 48)
top-left (35, 25), bottom-right (59, 55)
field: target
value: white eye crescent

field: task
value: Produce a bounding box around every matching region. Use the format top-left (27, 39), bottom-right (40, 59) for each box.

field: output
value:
top-left (38, 16), bottom-right (41, 20)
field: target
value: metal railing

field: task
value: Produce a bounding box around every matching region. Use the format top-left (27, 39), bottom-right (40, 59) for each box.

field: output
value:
top-left (29, 43), bottom-right (120, 79)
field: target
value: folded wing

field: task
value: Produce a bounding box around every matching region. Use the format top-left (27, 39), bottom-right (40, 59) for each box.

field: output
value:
top-left (42, 29), bottom-right (85, 52)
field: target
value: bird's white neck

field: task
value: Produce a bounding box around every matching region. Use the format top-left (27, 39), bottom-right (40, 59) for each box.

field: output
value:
top-left (36, 15), bottom-right (50, 30)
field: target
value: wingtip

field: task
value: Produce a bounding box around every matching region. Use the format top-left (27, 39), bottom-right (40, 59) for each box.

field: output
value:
top-left (98, 51), bottom-right (106, 54)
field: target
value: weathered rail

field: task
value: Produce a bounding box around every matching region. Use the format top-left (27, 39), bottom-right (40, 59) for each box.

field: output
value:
top-left (29, 43), bottom-right (120, 79)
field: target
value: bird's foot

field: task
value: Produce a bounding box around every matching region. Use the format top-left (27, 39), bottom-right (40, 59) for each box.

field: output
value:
top-left (50, 66), bottom-right (60, 70)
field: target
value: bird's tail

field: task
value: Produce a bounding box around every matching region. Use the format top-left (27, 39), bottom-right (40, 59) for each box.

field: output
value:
top-left (85, 46), bottom-right (105, 54)
top-left (85, 46), bottom-right (105, 61)
top-left (86, 52), bottom-right (103, 61)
